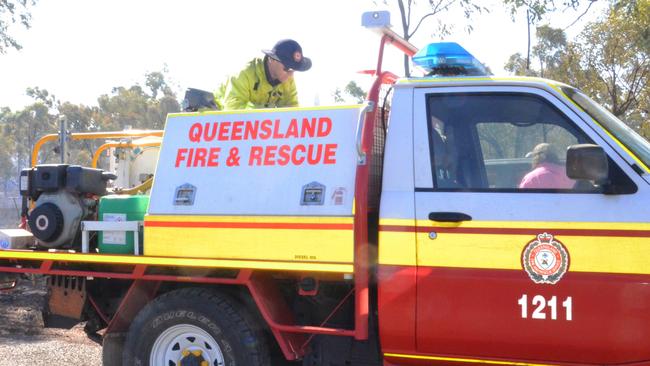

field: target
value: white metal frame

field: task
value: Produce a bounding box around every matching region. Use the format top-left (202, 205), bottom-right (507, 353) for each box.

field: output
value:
top-left (81, 220), bottom-right (142, 255)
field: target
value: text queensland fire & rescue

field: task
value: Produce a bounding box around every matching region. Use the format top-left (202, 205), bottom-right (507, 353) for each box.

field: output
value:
top-left (174, 116), bottom-right (338, 167)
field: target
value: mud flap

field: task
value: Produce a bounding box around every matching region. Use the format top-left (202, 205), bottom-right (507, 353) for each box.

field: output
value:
top-left (43, 276), bottom-right (87, 329)
top-left (102, 332), bottom-right (126, 366)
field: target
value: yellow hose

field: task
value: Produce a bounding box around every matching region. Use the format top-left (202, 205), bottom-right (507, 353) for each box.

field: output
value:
top-left (112, 177), bottom-right (153, 195)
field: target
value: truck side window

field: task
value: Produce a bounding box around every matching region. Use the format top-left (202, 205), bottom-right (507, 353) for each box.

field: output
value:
top-left (477, 122), bottom-right (578, 190)
top-left (426, 93), bottom-right (626, 192)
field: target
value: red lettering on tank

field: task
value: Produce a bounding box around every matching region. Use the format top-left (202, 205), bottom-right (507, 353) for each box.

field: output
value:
top-left (203, 122), bottom-right (217, 142)
top-left (277, 145), bottom-right (291, 166)
top-left (324, 144), bottom-right (337, 164)
top-left (207, 147), bottom-right (220, 167)
top-left (318, 117), bottom-right (332, 137)
top-left (301, 117), bottom-right (316, 138)
top-left (259, 120), bottom-right (273, 139)
top-left (244, 120), bottom-right (259, 140)
top-left (231, 121), bottom-right (244, 141)
top-left (175, 148), bottom-right (188, 167)
top-left (218, 121), bottom-right (231, 141)
top-left (285, 119), bottom-right (299, 138)
top-left (249, 146), bottom-right (263, 166)
top-left (189, 124), bottom-right (202, 142)
top-left (264, 145), bottom-right (277, 166)
top-left (292, 144), bottom-right (306, 165)
top-left (186, 148), bottom-right (194, 167)
top-left (307, 144), bottom-right (322, 165)
top-left (193, 148), bottom-right (207, 167)
top-left (272, 119), bottom-right (284, 139)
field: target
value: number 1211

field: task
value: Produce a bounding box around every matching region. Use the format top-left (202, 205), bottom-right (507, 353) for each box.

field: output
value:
top-left (517, 294), bottom-right (572, 321)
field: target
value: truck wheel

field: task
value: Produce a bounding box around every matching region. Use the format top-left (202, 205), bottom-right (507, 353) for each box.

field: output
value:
top-left (122, 288), bottom-right (270, 366)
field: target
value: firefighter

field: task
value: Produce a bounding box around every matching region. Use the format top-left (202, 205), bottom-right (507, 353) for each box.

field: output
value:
top-left (215, 39), bottom-right (312, 110)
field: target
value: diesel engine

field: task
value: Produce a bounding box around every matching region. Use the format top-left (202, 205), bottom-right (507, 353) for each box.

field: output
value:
top-left (20, 164), bottom-right (115, 249)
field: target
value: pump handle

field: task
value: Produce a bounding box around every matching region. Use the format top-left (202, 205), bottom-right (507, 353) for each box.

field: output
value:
top-left (355, 101), bottom-right (375, 165)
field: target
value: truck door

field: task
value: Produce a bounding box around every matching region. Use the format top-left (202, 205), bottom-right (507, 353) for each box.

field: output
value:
top-left (410, 85), bottom-right (650, 365)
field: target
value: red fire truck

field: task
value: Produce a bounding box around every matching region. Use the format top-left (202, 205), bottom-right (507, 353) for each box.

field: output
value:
top-left (2, 10), bottom-right (650, 366)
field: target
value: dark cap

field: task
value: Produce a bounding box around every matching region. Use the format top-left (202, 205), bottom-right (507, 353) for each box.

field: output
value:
top-left (263, 39), bottom-right (312, 72)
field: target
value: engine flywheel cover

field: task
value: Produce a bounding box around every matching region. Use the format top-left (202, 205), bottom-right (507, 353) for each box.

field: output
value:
top-left (28, 202), bottom-right (64, 242)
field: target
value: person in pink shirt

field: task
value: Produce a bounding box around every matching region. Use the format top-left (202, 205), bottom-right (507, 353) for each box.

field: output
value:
top-left (519, 143), bottom-right (575, 189)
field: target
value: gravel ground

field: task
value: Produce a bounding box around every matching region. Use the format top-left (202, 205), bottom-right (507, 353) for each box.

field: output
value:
top-left (0, 277), bottom-right (101, 366)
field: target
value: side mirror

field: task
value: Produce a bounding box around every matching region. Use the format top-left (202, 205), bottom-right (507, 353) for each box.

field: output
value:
top-left (566, 144), bottom-right (608, 182)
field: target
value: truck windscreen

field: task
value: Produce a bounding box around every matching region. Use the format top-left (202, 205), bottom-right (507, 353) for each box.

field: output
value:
top-left (563, 86), bottom-right (650, 172)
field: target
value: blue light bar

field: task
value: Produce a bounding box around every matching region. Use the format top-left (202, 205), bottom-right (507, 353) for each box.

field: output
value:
top-left (412, 42), bottom-right (487, 76)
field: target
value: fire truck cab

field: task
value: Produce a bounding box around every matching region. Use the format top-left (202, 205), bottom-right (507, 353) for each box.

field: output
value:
top-left (378, 75), bottom-right (650, 365)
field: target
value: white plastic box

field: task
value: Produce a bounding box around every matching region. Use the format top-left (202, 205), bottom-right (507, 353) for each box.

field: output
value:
top-left (0, 229), bottom-right (35, 250)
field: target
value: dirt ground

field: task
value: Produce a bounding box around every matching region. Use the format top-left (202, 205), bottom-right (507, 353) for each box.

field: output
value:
top-left (0, 277), bottom-right (298, 366)
top-left (0, 276), bottom-right (102, 365)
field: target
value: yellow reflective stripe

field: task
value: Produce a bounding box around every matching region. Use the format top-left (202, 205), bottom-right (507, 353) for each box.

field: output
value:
top-left (146, 215), bottom-right (353, 224)
top-left (417, 232), bottom-right (650, 275)
top-left (144, 215), bottom-right (354, 272)
top-left (380, 220), bottom-right (650, 274)
top-left (379, 230), bottom-right (416, 266)
top-left (384, 353), bottom-right (555, 366)
top-left (167, 104), bottom-right (363, 118)
top-left (379, 218), bottom-right (416, 266)
top-left (379, 218), bottom-right (413, 226)
top-left (400, 76), bottom-right (494, 83)
top-left (0, 250), bottom-right (352, 273)
top-left (415, 220), bottom-right (650, 231)
top-left (417, 232), bottom-right (523, 270)
top-left (398, 76), bottom-right (566, 86)
top-left (144, 226), bottom-right (353, 264)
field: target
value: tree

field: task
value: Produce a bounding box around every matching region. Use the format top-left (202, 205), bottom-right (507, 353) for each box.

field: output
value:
top-left (383, 1), bottom-right (597, 77)
top-left (567, 0), bottom-right (649, 132)
top-left (0, 0), bottom-right (37, 54)
top-left (384, 0), bottom-right (486, 76)
top-left (531, 25), bottom-right (567, 77)
top-left (25, 86), bottom-right (57, 108)
top-left (502, 0), bottom-right (596, 23)
top-left (508, 1), bottom-right (603, 74)
top-left (0, 108), bottom-right (17, 193)
top-left (0, 100), bottom-right (58, 182)
top-left (333, 81), bottom-right (367, 104)
top-left (501, 18), bottom-right (562, 78)
top-left (95, 70), bottom-right (180, 131)
top-left (505, 0), bottom-right (650, 137)
top-left (0, 70), bottom-right (181, 196)
top-left (145, 70), bottom-right (174, 100)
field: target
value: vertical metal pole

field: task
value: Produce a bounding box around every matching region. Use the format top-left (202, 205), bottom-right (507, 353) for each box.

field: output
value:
top-left (352, 35), bottom-right (389, 342)
top-left (81, 222), bottom-right (89, 254)
top-left (59, 117), bottom-right (67, 164)
top-left (526, 9), bottom-right (531, 72)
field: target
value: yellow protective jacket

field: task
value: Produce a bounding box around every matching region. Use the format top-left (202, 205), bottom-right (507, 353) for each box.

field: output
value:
top-left (215, 57), bottom-right (299, 110)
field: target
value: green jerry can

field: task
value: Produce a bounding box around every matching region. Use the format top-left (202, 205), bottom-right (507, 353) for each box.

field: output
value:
top-left (97, 195), bottom-right (150, 254)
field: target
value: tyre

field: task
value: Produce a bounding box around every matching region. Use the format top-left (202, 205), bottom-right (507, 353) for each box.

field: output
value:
top-left (122, 288), bottom-right (270, 366)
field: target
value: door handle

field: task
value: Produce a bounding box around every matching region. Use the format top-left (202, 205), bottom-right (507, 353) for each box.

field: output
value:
top-left (428, 212), bottom-right (472, 222)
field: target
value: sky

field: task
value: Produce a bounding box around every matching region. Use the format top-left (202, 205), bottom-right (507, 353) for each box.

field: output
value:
top-left (0, 0), bottom-right (608, 111)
